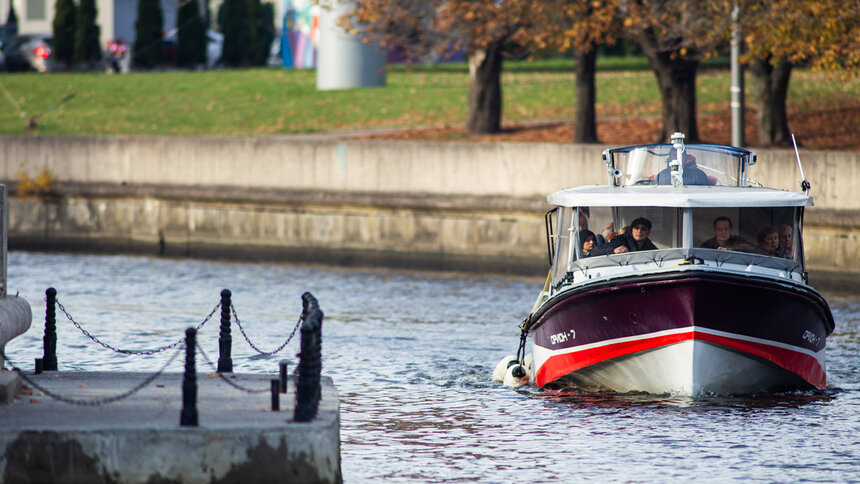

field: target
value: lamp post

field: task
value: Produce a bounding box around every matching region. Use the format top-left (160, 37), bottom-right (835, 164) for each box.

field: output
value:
top-left (731, 2), bottom-right (745, 147)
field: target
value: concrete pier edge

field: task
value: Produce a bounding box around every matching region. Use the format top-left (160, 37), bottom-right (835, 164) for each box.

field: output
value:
top-left (1, 372), bottom-right (342, 483)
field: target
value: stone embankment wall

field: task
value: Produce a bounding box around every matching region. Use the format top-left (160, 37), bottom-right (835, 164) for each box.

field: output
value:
top-left (1, 135), bottom-right (858, 286)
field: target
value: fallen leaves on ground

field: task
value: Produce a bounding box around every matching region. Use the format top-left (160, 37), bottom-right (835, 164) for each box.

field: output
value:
top-left (359, 108), bottom-right (860, 151)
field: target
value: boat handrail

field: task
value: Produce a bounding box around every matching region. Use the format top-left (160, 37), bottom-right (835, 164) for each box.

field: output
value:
top-left (567, 248), bottom-right (802, 275)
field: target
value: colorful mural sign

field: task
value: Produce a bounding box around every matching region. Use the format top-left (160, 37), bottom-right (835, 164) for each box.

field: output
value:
top-left (280, 0), bottom-right (318, 68)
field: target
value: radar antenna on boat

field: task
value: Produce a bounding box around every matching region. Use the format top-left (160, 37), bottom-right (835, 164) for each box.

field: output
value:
top-left (791, 134), bottom-right (812, 194)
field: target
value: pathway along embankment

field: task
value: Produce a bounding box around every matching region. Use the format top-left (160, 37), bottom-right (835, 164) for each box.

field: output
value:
top-left (2, 135), bottom-right (858, 289)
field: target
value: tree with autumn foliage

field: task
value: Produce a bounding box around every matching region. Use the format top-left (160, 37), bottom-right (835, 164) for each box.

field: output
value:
top-left (532, 1), bottom-right (620, 143)
top-left (621, 1), bottom-right (734, 143)
top-left (340, 0), bottom-right (535, 134)
top-left (737, 0), bottom-right (860, 147)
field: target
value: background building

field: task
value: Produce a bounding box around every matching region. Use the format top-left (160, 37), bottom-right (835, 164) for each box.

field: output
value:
top-left (0, 0), bottom-right (181, 48)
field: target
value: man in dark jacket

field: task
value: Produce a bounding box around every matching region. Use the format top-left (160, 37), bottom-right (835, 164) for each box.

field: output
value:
top-left (592, 217), bottom-right (658, 255)
top-left (700, 216), bottom-right (756, 251)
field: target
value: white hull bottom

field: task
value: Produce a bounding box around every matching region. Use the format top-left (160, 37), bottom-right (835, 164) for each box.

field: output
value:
top-left (549, 340), bottom-right (809, 397)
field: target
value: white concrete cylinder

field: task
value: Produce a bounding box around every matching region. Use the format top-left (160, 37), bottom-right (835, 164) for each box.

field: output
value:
top-left (316, 0), bottom-right (386, 90)
top-left (0, 296), bottom-right (33, 368)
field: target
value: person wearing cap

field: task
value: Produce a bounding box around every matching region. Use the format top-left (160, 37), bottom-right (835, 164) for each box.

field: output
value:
top-left (579, 229), bottom-right (597, 257)
top-left (656, 150), bottom-right (710, 185)
top-left (592, 217), bottom-right (658, 255)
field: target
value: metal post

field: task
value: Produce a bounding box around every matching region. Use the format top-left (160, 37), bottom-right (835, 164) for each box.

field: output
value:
top-left (731, 2), bottom-right (745, 147)
top-left (180, 327), bottom-right (198, 426)
top-left (1, 185), bottom-right (7, 298)
top-left (294, 308), bottom-right (322, 422)
top-left (217, 289), bottom-right (233, 373)
top-left (279, 359), bottom-right (288, 393)
top-left (271, 379), bottom-right (280, 411)
top-left (42, 287), bottom-right (58, 371)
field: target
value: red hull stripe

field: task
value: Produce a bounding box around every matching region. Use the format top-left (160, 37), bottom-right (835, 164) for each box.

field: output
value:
top-left (536, 330), bottom-right (826, 388)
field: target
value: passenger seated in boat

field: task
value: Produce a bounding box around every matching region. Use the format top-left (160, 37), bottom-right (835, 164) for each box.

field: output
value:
top-left (700, 216), bottom-right (756, 251)
top-left (591, 217), bottom-right (657, 255)
top-left (656, 151), bottom-right (711, 185)
top-left (757, 225), bottom-right (788, 258)
top-left (778, 224), bottom-right (793, 255)
top-left (601, 222), bottom-right (616, 242)
top-left (580, 230), bottom-right (596, 257)
top-left (578, 212), bottom-right (607, 246)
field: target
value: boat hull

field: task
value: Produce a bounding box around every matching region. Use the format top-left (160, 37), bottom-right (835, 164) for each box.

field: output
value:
top-left (530, 272), bottom-right (834, 396)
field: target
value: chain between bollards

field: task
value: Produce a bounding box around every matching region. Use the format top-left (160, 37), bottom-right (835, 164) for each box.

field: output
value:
top-left (180, 327), bottom-right (198, 427)
top-left (217, 289), bottom-right (233, 373)
top-left (42, 287), bottom-right (58, 371)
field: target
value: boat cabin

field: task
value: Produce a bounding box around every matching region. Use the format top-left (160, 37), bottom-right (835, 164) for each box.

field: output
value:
top-left (545, 140), bottom-right (812, 290)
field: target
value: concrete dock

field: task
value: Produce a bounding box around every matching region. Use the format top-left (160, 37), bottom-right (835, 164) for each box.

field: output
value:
top-left (0, 371), bottom-right (341, 483)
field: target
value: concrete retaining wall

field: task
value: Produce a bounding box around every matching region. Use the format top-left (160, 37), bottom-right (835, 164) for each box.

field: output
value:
top-left (2, 135), bottom-right (859, 284)
top-left (3, 135), bottom-right (859, 207)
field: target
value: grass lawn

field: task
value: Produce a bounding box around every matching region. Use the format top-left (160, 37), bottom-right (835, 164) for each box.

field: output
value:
top-left (0, 58), bottom-right (857, 137)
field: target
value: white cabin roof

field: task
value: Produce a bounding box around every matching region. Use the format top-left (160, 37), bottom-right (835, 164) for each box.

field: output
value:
top-left (547, 185), bottom-right (813, 208)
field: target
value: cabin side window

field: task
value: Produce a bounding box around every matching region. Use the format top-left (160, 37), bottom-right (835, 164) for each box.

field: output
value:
top-left (692, 207), bottom-right (801, 261)
top-left (550, 207), bottom-right (574, 286)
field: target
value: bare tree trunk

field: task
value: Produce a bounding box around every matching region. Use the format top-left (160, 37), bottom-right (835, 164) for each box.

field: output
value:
top-left (467, 43), bottom-right (503, 134)
top-left (574, 47), bottom-right (598, 143)
top-left (749, 56), bottom-right (794, 147)
top-left (637, 33), bottom-right (700, 142)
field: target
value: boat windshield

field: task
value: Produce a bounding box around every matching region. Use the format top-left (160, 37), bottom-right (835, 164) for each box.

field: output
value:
top-left (607, 144), bottom-right (754, 187)
top-left (550, 205), bottom-right (804, 285)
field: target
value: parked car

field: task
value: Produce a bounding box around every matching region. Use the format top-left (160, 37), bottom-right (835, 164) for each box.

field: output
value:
top-left (0, 33), bottom-right (55, 72)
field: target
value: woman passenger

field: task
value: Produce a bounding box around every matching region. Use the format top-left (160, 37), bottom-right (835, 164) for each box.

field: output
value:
top-left (757, 226), bottom-right (787, 258)
top-left (580, 230), bottom-right (596, 258)
top-left (778, 224), bottom-right (793, 256)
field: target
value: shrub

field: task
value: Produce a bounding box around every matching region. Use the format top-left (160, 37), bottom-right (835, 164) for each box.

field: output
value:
top-left (133, 0), bottom-right (163, 69)
top-left (218, 0), bottom-right (251, 67)
top-left (17, 169), bottom-right (60, 197)
top-left (52, 0), bottom-right (77, 68)
top-left (74, 0), bottom-right (101, 66)
top-left (176, 0), bottom-right (207, 68)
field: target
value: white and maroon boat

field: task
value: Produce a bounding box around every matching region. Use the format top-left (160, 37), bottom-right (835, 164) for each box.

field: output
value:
top-left (521, 133), bottom-right (835, 396)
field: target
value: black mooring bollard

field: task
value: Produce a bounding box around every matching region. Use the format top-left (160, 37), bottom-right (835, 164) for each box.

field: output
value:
top-left (271, 379), bottom-right (280, 411)
top-left (180, 327), bottom-right (199, 427)
top-left (34, 358), bottom-right (43, 374)
top-left (279, 359), bottom-right (288, 394)
top-left (278, 360), bottom-right (289, 393)
top-left (217, 289), bottom-right (233, 373)
top-left (42, 288), bottom-right (58, 371)
top-left (294, 309), bottom-right (322, 422)
top-left (301, 292), bottom-right (319, 319)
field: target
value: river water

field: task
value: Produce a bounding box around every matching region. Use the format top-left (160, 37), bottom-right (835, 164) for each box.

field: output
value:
top-left (6, 251), bottom-right (860, 482)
